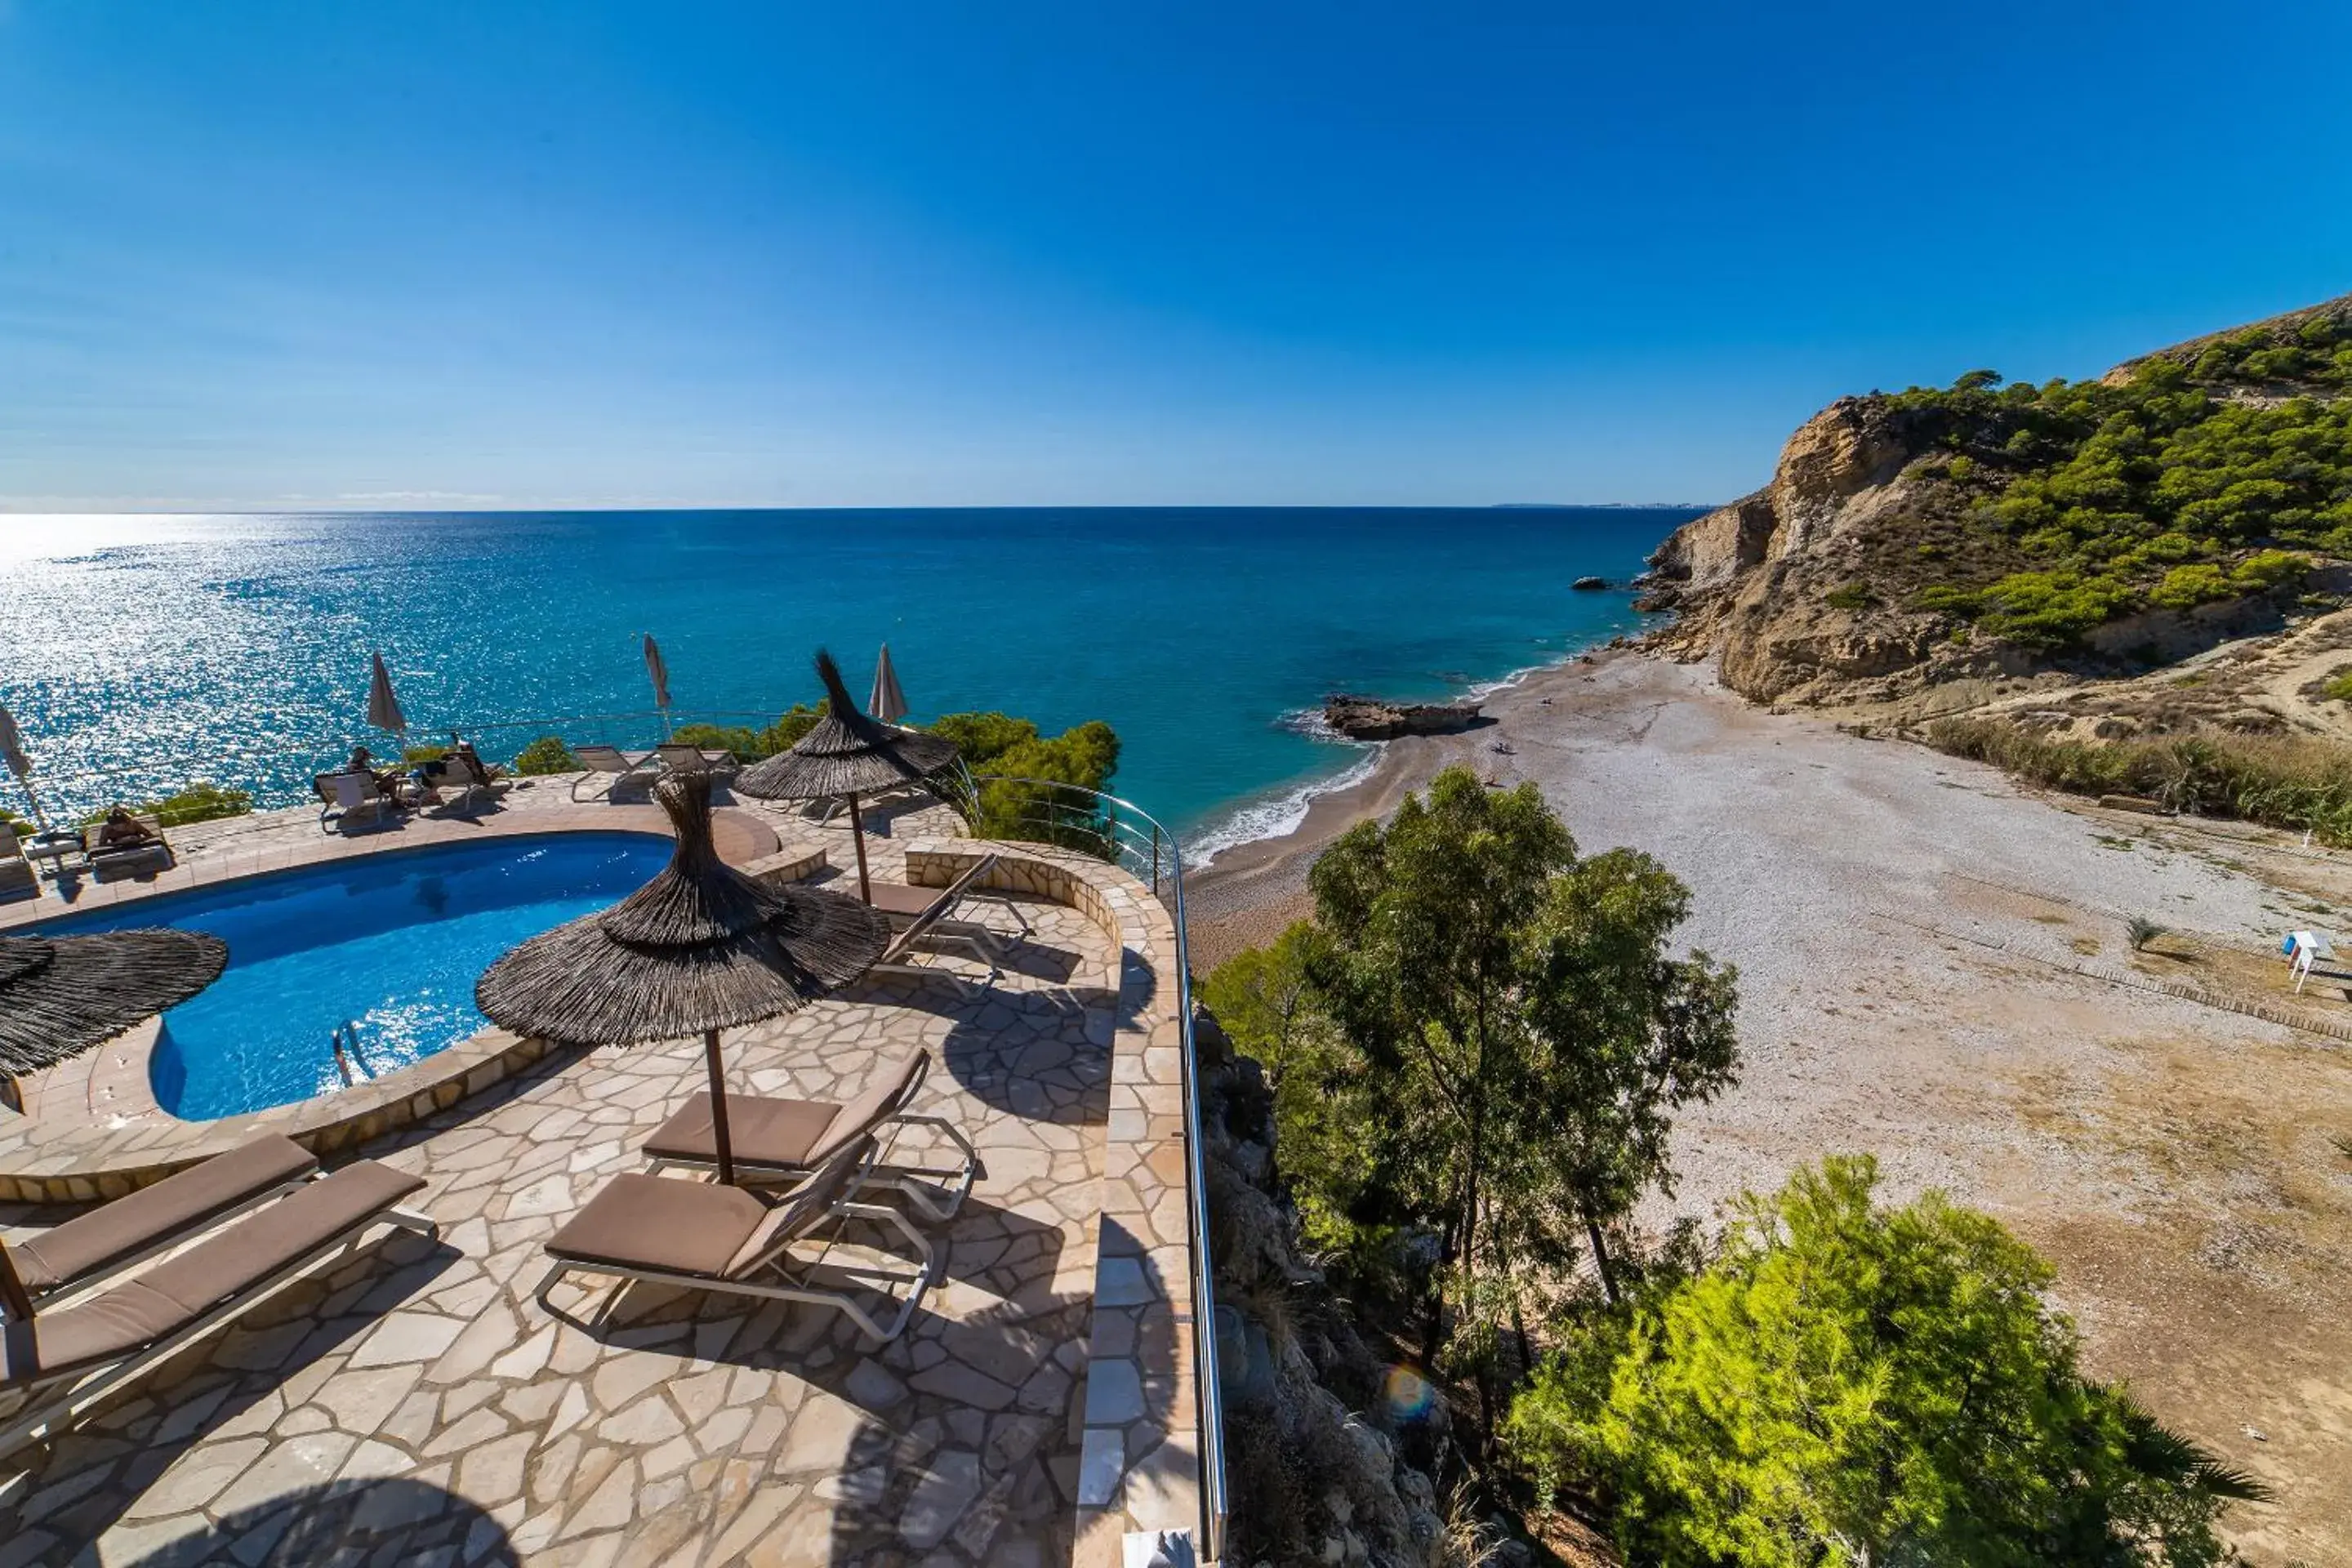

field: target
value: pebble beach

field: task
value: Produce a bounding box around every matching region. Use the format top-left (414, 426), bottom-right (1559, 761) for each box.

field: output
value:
top-left (1188, 647), bottom-right (2352, 1564)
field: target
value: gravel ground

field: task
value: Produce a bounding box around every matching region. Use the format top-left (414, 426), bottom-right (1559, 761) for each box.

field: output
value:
top-left (1189, 649), bottom-right (2352, 1565)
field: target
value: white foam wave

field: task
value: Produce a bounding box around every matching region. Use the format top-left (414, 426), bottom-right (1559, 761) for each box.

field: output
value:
top-left (1188, 742), bottom-right (1384, 871)
top-left (1188, 633), bottom-right (1623, 870)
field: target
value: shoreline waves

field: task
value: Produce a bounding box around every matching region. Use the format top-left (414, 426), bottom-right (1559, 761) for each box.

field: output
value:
top-left (1184, 635), bottom-right (1630, 874)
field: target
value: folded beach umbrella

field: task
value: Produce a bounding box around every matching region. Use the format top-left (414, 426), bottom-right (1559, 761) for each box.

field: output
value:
top-left (733, 650), bottom-right (960, 903)
top-left (365, 652), bottom-right (408, 746)
top-left (0, 704), bottom-right (51, 835)
top-left (644, 634), bottom-right (673, 737)
top-left (0, 930), bottom-right (229, 1077)
top-left (475, 772), bottom-right (889, 1183)
top-left (869, 644), bottom-right (909, 726)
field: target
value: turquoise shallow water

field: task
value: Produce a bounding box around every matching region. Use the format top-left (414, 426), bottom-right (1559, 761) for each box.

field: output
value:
top-left (0, 509), bottom-right (1695, 855)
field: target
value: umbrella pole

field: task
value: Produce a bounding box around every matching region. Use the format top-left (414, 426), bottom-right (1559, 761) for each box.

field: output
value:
top-left (848, 791), bottom-right (871, 903)
top-left (18, 781), bottom-right (51, 839)
top-left (702, 1027), bottom-right (736, 1184)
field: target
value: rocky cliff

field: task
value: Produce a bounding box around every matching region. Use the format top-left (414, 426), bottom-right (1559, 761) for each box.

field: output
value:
top-left (1641, 293), bottom-right (2352, 714)
top-left (1196, 1013), bottom-right (1459, 1568)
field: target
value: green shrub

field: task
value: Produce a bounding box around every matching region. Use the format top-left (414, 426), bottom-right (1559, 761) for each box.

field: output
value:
top-left (1507, 1156), bottom-right (2262, 1566)
top-left (87, 782), bottom-right (254, 828)
top-left (2149, 564), bottom-right (2232, 611)
top-left (1824, 581), bottom-right (1873, 610)
top-left (1876, 343), bottom-right (2352, 645)
top-left (401, 742), bottom-right (451, 764)
top-left (950, 715), bottom-right (1123, 854)
top-left (511, 736), bottom-right (580, 775)
top-left (669, 703), bottom-right (826, 764)
top-left (2320, 669), bottom-right (2352, 705)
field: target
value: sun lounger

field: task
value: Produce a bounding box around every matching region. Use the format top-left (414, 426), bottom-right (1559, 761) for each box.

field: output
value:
top-left (0, 1160), bottom-right (434, 1459)
top-left (0, 825), bottom-right (33, 902)
top-left (8, 1135), bottom-right (321, 1307)
top-left (642, 1049), bottom-right (978, 1220)
top-left (655, 743), bottom-right (737, 778)
top-left (419, 745), bottom-right (509, 816)
top-left (535, 1134), bottom-right (936, 1343)
top-left (570, 745), bottom-right (662, 802)
top-left (863, 855), bottom-right (1010, 986)
top-left (80, 813), bottom-right (172, 874)
top-left (315, 770), bottom-right (403, 833)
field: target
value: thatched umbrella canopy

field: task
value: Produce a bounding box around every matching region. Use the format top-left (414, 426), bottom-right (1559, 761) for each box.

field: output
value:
top-left (734, 649), bottom-right (960, 902)
top-left (0, 929), bottom-right (229, 1077)
top-left (476, 770), bottom-right (889, 1182)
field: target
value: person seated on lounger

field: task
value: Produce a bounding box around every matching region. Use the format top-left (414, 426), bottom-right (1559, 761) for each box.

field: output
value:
top-left (95, 807), bottom-right (157, 851)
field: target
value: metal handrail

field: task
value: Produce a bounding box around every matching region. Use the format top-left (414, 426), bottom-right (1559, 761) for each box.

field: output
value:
top-left (4, 729), bottom-right (1232, 1553)
top-left (968, 773), bottom-right (1228, 1561)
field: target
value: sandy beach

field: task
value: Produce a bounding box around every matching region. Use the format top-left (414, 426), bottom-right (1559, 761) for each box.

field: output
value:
top-left (1188, 648), bottom-right (2352, 1565)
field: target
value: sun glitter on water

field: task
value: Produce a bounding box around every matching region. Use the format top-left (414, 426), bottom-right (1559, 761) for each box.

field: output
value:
top-left (1383, 1364), bottom-right (1437, 1421)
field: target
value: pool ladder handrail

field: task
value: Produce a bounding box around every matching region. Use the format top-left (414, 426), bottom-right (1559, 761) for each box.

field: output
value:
top-left (329, 1022), bottom-right (368, 1087)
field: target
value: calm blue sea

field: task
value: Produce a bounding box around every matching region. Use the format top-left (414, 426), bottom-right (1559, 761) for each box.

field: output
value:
top-left (0, 510), bottom-right (1696, 858)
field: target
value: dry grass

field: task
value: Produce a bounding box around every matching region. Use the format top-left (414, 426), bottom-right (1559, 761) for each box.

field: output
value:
top-left (1928, 716), bottom-right (2352, 843)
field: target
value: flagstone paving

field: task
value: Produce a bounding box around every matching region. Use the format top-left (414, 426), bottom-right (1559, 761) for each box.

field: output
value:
top-left (0, 783), bottom-right (1174, 1567)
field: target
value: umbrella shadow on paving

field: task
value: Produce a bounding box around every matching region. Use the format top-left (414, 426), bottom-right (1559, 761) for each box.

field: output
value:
top-left (2, 1229), bottom-right (458, 1555)
top-left (918, 992), bottom-right (1116, 1128)
top-left (528, 1273), bottom-right (1098, 1566)
top-left (115, 1478), bottom-right (519, 1566)
top-left (824, 1254), bottom-right (1176, 1568)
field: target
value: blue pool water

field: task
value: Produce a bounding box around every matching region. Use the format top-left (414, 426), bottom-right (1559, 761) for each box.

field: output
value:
top-left (0, 509), bottom-right (1699, 860)
top-left (36, 833), bottom-right (672, 1120)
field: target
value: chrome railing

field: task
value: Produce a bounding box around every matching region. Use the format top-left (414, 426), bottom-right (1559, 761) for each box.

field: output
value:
top-left (7, 723), bottom-right (1232, 1555)
top-left (968, 774), bottom-right (1229, 1561)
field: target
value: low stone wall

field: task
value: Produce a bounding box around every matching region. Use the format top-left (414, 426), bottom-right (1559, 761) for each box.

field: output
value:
top-left (903, 838), bottom-right (1208, 1566)
top-left (0, 1027), bottom-right (561, 1204)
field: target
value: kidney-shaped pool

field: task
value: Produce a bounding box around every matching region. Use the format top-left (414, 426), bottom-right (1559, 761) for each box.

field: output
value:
top-left (35, 831), bottom-right (673, 1120)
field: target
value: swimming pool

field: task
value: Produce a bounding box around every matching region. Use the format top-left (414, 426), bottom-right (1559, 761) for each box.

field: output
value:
top-left (36, 832), bottom-right (673, 1120)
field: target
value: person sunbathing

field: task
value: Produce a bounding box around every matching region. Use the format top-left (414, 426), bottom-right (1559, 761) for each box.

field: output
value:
top-left (96, 807), bottom-right (157, 849)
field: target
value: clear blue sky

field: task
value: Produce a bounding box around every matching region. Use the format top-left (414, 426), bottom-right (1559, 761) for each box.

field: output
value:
top-left (4, 2), bottom-right (2349, 510)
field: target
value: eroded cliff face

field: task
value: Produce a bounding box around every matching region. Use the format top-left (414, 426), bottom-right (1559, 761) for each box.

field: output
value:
top-left (1641, 398), bottom-right (2029, 710)
top-left (1641, 296), bottom-right (2352, 714)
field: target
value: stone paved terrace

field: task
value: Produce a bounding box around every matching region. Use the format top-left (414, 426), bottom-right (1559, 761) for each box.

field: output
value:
top-left (0, 774), bottom-right (1211, 1566)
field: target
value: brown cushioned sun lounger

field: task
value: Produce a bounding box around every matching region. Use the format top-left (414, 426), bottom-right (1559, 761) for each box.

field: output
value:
top-left (865, 855), bottom-right (1010, 987)
top-left (8, 1134), bottom-right (320, 1305)
top-left (0, 1160), bottom-right (434, 1459)
top-left (641, 1049), bottom-right (978, 1220)
top-left (536, 1134), bottom-right (936, 1343)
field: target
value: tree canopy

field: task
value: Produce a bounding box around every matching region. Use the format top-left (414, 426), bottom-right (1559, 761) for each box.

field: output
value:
top-left (1882, 332), bottom-right (2352, 646)
top-left (1506, 1156), bottom-right (2265, 1567)
top-left (1209, 766), bottom-right (1739, 1439)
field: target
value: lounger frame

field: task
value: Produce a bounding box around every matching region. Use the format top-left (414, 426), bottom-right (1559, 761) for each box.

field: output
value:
top-left (533, 1193), bottom-right (938, 1343)
top-left (0, 1205), bottom-right (437, 1462)
top-left (570, 746), bottom-right (662, 802)
top-left (24, 1170), bottom-right (323, 1312)
top-left (868, 854), bottom-right (1010, 991)
top-left (646, 1109), bottom-right (980, 1224)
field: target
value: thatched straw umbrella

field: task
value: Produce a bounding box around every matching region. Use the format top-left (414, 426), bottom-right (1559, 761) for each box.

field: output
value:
top-left (475, 771), bottom-right (889, 1182)
top-left (0, 930), bottom-right (229, 1078)
top-left (733, 649), bottom-right (959, 903)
